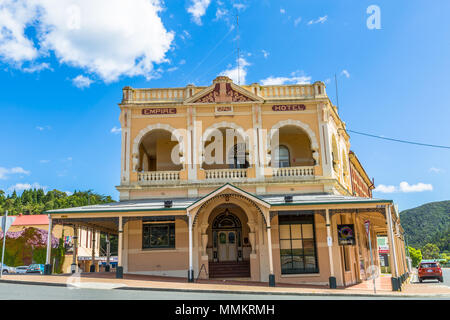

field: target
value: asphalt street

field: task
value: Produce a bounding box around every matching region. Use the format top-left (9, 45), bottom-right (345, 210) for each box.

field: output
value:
top-left (410, 267), bottom-right (450, 288)
top-left (0, 282), bottom-right (448, 300)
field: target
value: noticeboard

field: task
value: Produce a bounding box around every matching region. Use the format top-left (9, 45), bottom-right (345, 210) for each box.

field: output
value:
top-left (337, 224), bottom-right (356, 245)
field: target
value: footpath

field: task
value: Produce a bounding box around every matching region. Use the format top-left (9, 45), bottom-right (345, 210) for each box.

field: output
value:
top-left (1, 272), bottom-right (449, 298)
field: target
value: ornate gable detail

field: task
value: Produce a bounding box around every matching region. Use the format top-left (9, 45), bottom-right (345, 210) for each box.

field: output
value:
top-left (189, 76), bottom-right (261, 104)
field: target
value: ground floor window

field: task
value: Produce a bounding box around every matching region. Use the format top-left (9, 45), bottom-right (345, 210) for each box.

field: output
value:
top-left (142, 222), bottom-right (175, 249)
top-left (279, 213), bottom-right (319, 274)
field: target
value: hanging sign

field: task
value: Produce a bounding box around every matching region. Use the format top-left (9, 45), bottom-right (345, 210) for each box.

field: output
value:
top-left (364, 220), bottom-right (370, 236)
top-left (337, 224), bottom-right (356, 245)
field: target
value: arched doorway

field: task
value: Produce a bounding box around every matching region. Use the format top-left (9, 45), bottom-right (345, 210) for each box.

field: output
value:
top-left (212, 209), bottom-right (242, 262)
top-left (207, 205), bottom-right (251, 278)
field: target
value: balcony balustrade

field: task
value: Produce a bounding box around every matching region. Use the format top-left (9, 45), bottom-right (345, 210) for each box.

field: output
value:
top-left (272, 166), bottom-right (315, 178)
top-left (205, 168), bottom-right (248, 180)
top-left (138, 171), bottom-right (180, 182)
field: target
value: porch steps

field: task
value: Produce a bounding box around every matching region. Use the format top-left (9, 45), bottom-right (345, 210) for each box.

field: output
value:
top-left (208, 261), bottom-right (250, 278)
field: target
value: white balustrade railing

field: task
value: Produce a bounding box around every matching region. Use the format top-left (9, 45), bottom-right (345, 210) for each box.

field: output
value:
top-left (205, 168), bottom-right (247, 180)
top-left (272, 166), bottom-right (315, 178)
top-left (138, 171), bottom-right (180, 182)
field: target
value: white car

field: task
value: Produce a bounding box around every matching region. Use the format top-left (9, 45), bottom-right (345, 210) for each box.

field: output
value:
top-left (1, 264), bottom-right (15, 274)
top-left (15, 266), bottom-right (29, 274)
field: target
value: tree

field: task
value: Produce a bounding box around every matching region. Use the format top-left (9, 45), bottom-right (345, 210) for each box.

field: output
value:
top-left (421, 243), bottom-right (440, 260)
top-left (408, 247), bottom-right (422, 267)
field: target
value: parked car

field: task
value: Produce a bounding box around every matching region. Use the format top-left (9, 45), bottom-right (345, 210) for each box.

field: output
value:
top-left (418, 261), bottom-right (443, 283)
top-left (0, 264), bottom-right (16, 274)
top-left (15, 266), bottom-right (29, 274)
top-left (26, 264), bottom-right (45, 274)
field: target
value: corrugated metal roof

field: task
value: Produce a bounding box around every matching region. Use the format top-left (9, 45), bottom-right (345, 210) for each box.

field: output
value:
top-left (46, 192), bottom-right (390, 214)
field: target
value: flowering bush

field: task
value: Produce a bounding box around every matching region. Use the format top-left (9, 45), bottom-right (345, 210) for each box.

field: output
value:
top-left (0, 227), bottom-right (61, 268)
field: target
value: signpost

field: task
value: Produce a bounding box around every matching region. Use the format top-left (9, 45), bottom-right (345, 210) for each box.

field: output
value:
top-left (365, 220), bottom-right (377, 294)
top-left (0, 211), bottom-right (17, 279)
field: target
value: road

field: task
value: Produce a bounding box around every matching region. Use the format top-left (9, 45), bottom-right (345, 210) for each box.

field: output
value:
top-left (0, 282), bottom-right (448, 300)
top-left (410, 267), bottom-right (450, 288)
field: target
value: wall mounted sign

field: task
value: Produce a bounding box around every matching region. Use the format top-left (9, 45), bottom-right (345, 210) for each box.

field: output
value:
top-left (215, 105), bottom-right (233, 115)
top-left (142, 108), bottom-right (177, 115)
top-left (272, 104), bottom-right (306, 111)
top-left (337, 224), bottom-right (356, 245)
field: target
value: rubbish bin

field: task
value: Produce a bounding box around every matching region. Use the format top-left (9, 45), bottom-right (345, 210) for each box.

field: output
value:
top-left (71, 263), bottom-right (76, 274)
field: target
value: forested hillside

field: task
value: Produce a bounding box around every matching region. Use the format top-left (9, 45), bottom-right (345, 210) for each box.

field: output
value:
top-left (400, 200), bottom-right (450, 252)
top-left (0, 189), bottom-right (114, 215)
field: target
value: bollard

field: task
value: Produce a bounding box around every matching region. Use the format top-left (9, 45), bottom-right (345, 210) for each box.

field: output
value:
top-left (329, 276), bottom-right (337, 289)
top-left (116, 266), bottom-right (123, 279)
top-left (269, 274), bottom-right (276, 287)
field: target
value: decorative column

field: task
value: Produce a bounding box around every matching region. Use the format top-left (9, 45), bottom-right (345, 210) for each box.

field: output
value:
top-left (266, 217), bottom-right (275, 287)
top-left (117, 216), bottom-right (123, 278)
top-left (90, 229), bottom-right (96, 272)
top-left (386, 205), bottom-right (399, 291)
top-left (71, 225), bottom-right (78, 273)
top-left (105, 233), bottom-right (111, 272)
top-left (188, 213), bottom-right (194, 282)
top-left (326, 209), bottom-right (337, 288)
top-left (199, 223), bottom-right (209, 279)
top-left (247, 219), bottom-right (259, 281)
top-left (45, 214), bottom-right (53, 275)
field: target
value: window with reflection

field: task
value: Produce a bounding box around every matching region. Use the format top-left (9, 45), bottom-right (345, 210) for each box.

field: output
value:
top-left (142, 223), bottom-right (175, 249)
top-left (279, 213), bottom-right (318, 274)
top-left (276, 145), bottom-right (290, 168)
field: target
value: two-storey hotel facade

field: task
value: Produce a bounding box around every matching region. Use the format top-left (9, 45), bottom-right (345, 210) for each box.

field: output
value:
top-left (47, 76), bottom-right (409, 289)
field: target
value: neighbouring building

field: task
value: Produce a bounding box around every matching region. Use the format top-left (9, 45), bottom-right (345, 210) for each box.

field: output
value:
top-left (46, 76), bottom-right (408, 290)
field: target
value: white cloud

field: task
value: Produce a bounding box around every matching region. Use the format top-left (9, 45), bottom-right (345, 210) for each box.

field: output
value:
top-left (375, 184), bottom-right (397, 193)
top-left (110, 126), bottom-right (122, 134)
top-left (220, 57), bottom-right (250, 84)
top-left (0, 167), bottom-right (30, 179)
top-left (0, 0), bottom-right (174, 82)
top-left (187, 0), bottom-right (211, 25)
top-left (179, 59), bottom-right (186, 65)
top-left (233, 3), bottom-right (247, 11)
top-left (36, 125), bottom-right (51, 131)
top-left (341, 69), bottom-right (350, 78)
top-left (23, 62), bottom-right (52, 73)
top-left (260, 71), bottom-right (312, 85)
top-left (215, 7), bottom-right (228, 21)
top-left (375, 181), bottom-right (433, 193)
top-left (399, 181), bottom-right (433, 193)
top-left (72, 75), bottom-right (93, 88)
top-left (40, 160), bottom-right (50, 164)
top-left (280, 8), bottom-right (286, 14)
top-left (180, 30), bottom-right (191, 41)
top-left (308, 15), bottom-right (328, 25)
top-left (64, 191), bottom-right (73, 196)
top-left (167, 66), bottom-right (178, 72)
top-left (261, 50), bottom-right (269, 59)
top-left (8, 182), bottom-right (46, 192)
top-left (429, 167), bottom-right (444, 173)
top-left (294, 17), bottom-right (302, 27)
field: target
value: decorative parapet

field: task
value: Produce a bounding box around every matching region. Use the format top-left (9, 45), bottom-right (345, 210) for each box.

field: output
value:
top-left (272, 166), bottom-right (315, 178)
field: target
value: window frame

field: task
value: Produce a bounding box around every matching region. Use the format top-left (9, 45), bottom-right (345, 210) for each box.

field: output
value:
top-left (278, 213), bottom-right (319, 275)
top-left (142, 222), bottom-right (176, 250)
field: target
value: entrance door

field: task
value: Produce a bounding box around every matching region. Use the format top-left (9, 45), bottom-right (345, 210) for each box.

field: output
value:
top-left (218, 231), bottom-right (237, 261)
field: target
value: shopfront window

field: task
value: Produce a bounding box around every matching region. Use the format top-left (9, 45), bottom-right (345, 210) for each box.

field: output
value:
top-left (279, 214), bottom-right (318, 274)
top-left (142, 223), bottom-right (175, 249)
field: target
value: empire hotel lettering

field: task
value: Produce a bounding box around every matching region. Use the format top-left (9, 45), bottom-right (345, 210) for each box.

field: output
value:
top-left (142, 108), bottom-right (177, 115)
top-left (272, 104), bottom-right (306, 111)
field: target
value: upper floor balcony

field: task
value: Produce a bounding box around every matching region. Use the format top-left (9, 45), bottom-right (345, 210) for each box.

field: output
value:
top-left (132, 123), bottom-right (319, 186)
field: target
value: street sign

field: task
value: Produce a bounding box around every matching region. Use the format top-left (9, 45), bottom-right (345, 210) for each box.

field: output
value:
top-left (0, 215), bottom-right (16, 233)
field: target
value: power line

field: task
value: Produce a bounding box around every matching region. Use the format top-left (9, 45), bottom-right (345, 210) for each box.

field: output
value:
top-left (347, 129), bottom-right (450, 149)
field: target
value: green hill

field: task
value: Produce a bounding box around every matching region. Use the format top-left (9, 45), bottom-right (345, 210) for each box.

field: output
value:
top-left (400, 200), bottom-right (450, 252)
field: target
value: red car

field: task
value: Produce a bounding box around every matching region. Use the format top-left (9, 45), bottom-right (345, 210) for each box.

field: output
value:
top-left (418, 261), bottom-right (443, 283)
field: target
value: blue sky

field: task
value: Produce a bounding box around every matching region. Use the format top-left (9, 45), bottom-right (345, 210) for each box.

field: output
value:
top-left (0, 0), bottom-right (449, 211)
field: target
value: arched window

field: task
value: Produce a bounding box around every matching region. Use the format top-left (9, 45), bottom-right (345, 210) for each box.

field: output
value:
top-left (276, 145), bottom-right (290, 168)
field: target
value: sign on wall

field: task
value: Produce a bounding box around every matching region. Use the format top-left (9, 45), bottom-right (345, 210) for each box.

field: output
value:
top-left (215, 105), bottom-right (233, 115)
top-left (337, 224), bottom-right (356, 245)
top-left (272, 104), bottom-right (306, 111)
top-left (142, 108), bottom-right (177, 115)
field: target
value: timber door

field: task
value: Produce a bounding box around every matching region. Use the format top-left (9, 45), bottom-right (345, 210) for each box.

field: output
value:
top-left (218, 231), bottom-right (237, 261)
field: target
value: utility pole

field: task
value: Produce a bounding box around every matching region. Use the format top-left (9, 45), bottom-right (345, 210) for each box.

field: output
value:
top-left (0, 211), bottom-right (8, 279)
